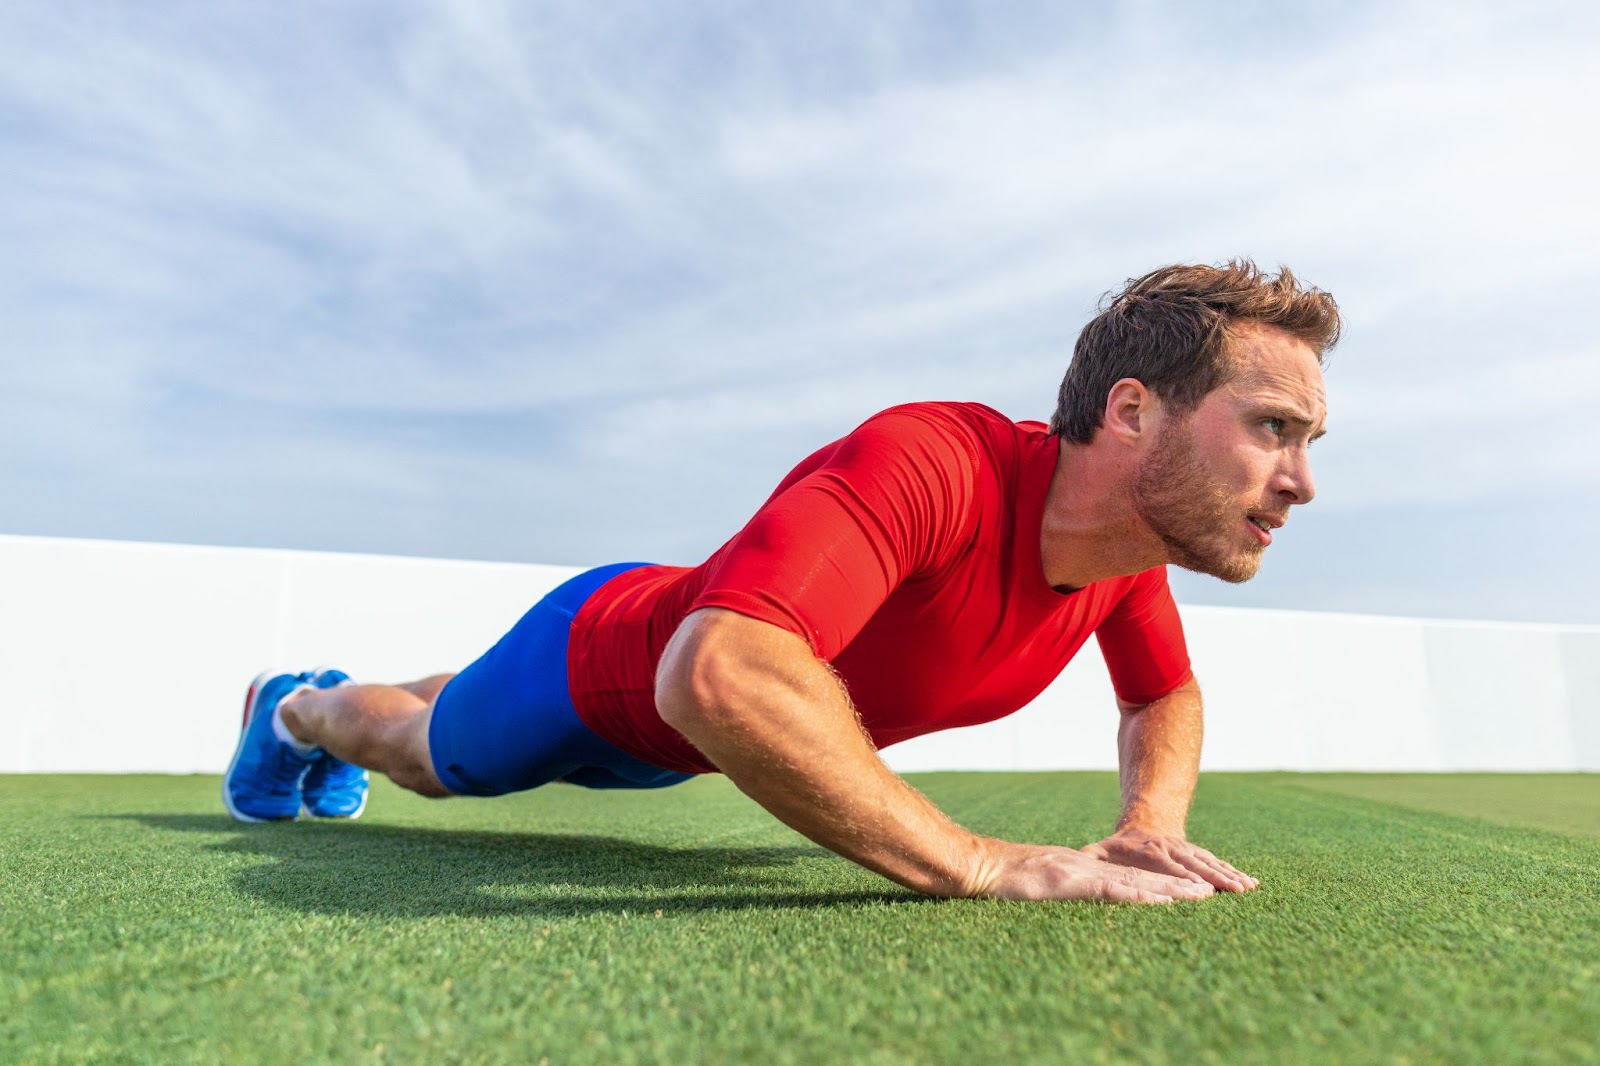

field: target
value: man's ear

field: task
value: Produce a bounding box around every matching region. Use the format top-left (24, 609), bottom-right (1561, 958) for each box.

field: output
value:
top-left (1102, 379), bottom-right (1153, 444)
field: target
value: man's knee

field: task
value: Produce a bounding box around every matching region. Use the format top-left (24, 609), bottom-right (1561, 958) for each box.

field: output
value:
top-left (386, 708), bottom-right (453, 798)
top-left (387, 764), bottom-right (453, 798)
top-left (401, 673), bottom-right (456, 704)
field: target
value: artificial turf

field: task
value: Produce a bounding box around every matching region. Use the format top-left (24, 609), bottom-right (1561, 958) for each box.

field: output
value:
top-left (4, 772), bottom-right (1597, 1065)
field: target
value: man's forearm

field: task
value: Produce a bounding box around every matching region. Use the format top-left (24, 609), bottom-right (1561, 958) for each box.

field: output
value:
top-left (1085, 678), bottom-right (1256, 894)
top-left (1113, 680), bottom-right (1204, 836)
top-left (656, 608), bottom-right (987, 896)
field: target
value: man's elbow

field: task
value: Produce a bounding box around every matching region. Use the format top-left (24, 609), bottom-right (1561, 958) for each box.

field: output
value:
top-left (655, 649), bottom-right (715, 737)
top-left (654, 609), bottom-right (744, 735)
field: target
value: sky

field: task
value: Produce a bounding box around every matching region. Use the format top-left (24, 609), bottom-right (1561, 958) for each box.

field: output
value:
top-left (2, 1), bottom-right (1597, 624)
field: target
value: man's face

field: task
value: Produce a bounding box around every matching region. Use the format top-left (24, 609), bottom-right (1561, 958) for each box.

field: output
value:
top-left (1132, 324), bottom-right (1327, 583)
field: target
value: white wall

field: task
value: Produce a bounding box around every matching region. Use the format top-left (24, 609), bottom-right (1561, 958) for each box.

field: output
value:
top-left (2, 534), bottom-right (1595, 774)
top-left (886, 608), bottom-right (1600, 773)
top-left (0, 535), bottom-right (575, 776)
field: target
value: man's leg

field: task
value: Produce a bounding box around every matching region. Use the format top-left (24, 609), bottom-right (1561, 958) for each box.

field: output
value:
top-left (223, 562), bottom-right (687, 822)
top-left (279, 675), bottom-right (455, 798)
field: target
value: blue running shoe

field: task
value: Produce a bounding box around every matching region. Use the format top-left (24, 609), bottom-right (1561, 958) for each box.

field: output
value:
top-left (299, 667), bottom-right (370, 819)
top-left (222, 670), bottom-right (321, 822)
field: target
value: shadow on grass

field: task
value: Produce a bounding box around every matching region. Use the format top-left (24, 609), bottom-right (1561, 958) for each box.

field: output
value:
top-left (115, 814), bottom-right (917, 919)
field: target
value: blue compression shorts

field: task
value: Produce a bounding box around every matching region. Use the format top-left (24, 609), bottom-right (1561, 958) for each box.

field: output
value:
top-left (427, 561), bottom-right (696, 797)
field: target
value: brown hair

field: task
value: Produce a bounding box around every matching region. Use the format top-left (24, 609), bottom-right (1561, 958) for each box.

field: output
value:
top-left (1049, 259), bottom-right (1341, 442)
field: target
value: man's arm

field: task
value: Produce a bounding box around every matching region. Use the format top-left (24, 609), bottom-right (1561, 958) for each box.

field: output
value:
top-left (1078, 677), bottom-right (1260, 893)
top-left (655, 608), bottom-right (1214, 904)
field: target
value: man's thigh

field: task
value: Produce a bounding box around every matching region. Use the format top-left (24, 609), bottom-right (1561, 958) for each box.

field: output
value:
top-left (425, 562), bottom-right (694, 797)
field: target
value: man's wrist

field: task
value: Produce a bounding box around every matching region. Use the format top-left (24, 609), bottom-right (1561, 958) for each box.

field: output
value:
top-left (1112, 813), bottom-right (1186, 839)
top-left (943, 832), bottom-right (1006, 898)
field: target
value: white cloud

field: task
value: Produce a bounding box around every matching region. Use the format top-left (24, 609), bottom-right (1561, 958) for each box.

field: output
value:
top-left (1, 0), bottom-right (1597, 620)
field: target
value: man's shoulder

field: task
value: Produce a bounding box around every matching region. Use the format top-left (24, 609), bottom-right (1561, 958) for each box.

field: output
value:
top-left (857, 401), bottom-right (1048, 451)
top-left (867, 399), bottom-right (1039, 429)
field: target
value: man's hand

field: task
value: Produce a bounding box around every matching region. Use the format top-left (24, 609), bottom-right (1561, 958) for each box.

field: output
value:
top-left (1080, 828), bottom-right (1259, 894)
top-left (970, 839), bottom-right (1216, 904)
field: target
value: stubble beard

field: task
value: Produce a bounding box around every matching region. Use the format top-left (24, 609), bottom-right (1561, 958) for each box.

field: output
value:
top-left (1133, 418), bottom-right (1264, 585)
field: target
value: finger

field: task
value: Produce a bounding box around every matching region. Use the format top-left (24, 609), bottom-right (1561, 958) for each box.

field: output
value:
top-left (1167, 849), bottom-right (1237, 890)
top-left (1193, 854), bottom-right (1256, 892)
top-left (1116, 864), bottom-right (1214, 900)
top-left (1166, 844), bottom-right (1255, 892)
top-left (1091, 849), bottom-right (1206, 885)
top-left (1192, 850), bottom-right (1259, 890)
top-left (1198, 858), bottom-right (1248, 892)
top-left (1101, 843), bottom-right (1209, 883)
top-left (1121, 843), bottom-right (1213, 885)
top-left (1220, 867), bottom-right (1260, 891)
top-left (1181, 845), bottom-right (1260, 890)
top-left (1096, 880), bottom-right (1178, 905)
top-left (1147, 854), bottom-right (1210, 885)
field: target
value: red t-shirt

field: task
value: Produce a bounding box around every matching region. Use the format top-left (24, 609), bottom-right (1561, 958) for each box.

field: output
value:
top-left (567, 401), bottom-right (1192, 774)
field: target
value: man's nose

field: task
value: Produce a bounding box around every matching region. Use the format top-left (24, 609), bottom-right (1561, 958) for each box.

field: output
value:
top-left (1277, 449), bottom-right (1316, 506)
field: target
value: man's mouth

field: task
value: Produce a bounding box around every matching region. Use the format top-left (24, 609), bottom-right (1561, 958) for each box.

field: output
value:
top-left (1246, 514), bottom-right (1281, 545)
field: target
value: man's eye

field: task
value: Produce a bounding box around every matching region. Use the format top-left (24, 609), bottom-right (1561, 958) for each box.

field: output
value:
top-left (1262, 417), bottom-right (1284, 435)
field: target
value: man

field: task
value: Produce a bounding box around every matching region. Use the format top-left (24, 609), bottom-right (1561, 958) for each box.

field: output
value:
top-left (223, 259), bottom-right (1337, 905)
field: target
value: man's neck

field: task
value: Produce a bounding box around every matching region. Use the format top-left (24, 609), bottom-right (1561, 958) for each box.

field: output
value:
top-left (1039, 440), bottom-right (1168, 589)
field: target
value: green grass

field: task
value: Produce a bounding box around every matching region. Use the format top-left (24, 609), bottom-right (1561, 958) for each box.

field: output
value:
top-left (1277, 772), bottom-right (1600, 841)
top-left (4, 772), bottom-right (1598, 1065)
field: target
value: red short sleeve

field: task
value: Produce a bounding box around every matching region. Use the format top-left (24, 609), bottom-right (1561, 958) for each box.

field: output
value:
top-left (688, 406), bottom-right (980, 660)
top-left (1095, 567), bottom-right (1193, 705)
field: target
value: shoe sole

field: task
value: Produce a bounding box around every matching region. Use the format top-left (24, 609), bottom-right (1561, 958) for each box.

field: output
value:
top-left (221, 668), bottom-right (302, 824)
